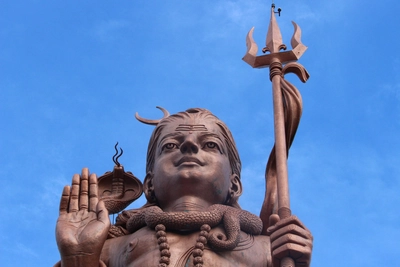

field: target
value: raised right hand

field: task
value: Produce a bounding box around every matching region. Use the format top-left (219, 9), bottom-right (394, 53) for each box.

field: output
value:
top-left (56, 168), bottom-right (110, 266)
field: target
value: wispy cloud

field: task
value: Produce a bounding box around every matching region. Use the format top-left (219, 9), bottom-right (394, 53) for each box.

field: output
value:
top-left (213, 0), bottom-right (264, 25)
top-left (41, 175), bottom-right (70, 207)
top-left (5, 174), bottom-right (69, 230)
top-left (8, 242), bottom-right (39, 259)
top-left (292, 3), bottom-right (322, 23)
top-left (162, 0), bottom-right (267, 41)
top-left (15, 242), bottom-right (39, 259)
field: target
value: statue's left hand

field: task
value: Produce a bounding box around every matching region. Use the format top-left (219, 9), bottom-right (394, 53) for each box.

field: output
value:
top-left (56, 168), bottom-right (110, 266)
top-left (267, 215), bottom-right (313, 267)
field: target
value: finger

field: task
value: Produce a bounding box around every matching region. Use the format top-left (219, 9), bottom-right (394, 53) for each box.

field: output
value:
top-left (272, 242), bottom-right (312, 261)
top-left (69, 174), bottom-right (80, 212)
top-left (267, 215), bottom-right (308, 235)
top-left (59, 185), bottom-right (70, 215)
top-left (79, 169), bottom-right (89, 211)
top-left (271, 232), bottom-right (312, 251)
top-left (269, 214), bottom-right (280, 226)
top-left (89, 173), bottom-right (99, 212)
top-left (270, 223), bottom-right (312, 242)
top-left (81, 167), bottom-right (89, 179)
top-left (97, 200), bottom-right (110, 226)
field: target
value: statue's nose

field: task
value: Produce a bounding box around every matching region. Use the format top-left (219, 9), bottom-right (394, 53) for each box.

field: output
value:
top-left (180, 136), bottom-right (199, 154)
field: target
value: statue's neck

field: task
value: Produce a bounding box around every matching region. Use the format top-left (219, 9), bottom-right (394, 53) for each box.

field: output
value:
top-left (160, 197), bottom-right (214, 212)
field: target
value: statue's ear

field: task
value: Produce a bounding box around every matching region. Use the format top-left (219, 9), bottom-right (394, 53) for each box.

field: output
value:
top-left (230, 174), bottom-right (243, 198)
top-left (226, 174), bottom-right (242, 207)
top-left (143, 172), bottom-right (156, 203)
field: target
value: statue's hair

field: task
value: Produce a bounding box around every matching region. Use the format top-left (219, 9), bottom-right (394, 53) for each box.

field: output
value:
top-left (145, 108), bottom-right (241, 179)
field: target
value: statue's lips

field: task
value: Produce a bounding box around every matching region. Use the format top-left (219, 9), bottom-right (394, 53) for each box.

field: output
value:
top-left (175, 156), bottom-right (204, 167)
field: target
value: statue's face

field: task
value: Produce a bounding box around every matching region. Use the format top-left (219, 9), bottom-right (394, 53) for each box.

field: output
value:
top-left (151, 117), bottom-right (233, 209)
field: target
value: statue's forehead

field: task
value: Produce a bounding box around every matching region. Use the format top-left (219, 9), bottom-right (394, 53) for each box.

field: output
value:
top-left (156, 117), bottom-right (228, 153)
top-left (175, 124), bottom-right (208, 132)
top-left (160, 117), bottom-right (221, 135)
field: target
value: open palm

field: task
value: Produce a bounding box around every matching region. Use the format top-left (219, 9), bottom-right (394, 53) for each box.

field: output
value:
top-left (56, 169), bottom-right (110, 265)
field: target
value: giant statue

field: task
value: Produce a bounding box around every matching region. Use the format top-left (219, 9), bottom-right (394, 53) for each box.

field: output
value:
top-left (55, 108), bottom-right (312, 267)
top-left (55, 5), bottom-right (313, 266)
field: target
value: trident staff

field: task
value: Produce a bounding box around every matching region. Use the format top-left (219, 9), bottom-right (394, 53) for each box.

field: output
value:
top-left (243, 4), bottom-right (309, 267)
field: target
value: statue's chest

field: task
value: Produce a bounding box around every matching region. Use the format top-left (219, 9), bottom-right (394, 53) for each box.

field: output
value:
top-left (120, 227), bottom-right (211, 267)
top-left (111, 227), bottom-right (269, 267)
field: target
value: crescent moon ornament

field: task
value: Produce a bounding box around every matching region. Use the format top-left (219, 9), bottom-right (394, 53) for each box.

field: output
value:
top-left (135, 106), bottom-right (170, 125)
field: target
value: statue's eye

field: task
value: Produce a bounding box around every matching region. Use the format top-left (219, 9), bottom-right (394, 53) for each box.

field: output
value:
top-left (205, 142), bottom-right (217, 149)
top-left (163, 143), bottom-right (178, 150)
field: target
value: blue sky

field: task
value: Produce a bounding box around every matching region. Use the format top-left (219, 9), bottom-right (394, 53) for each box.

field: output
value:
top-left (1, 1), bottom-right (399, 266)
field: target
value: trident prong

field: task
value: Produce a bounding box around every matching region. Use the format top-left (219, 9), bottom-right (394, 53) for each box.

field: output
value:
top-left (242, 6), bottom-right (308, 68)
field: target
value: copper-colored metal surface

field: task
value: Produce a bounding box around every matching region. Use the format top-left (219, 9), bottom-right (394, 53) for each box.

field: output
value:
top-left (270, 60), bottom-right (291, 216)
top-left (243, 4), bottom-right (311, 267)
top-left (135, 106), bottom-right (170, 125)
top-left (97, 165), bottom-right (143, 214)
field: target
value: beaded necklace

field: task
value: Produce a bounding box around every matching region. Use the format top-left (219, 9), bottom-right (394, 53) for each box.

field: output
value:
top-left (155, 224), bottom-right (211, 267)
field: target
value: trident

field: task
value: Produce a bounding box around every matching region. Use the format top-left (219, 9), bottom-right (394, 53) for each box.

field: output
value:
top-left (243, 4), bottom-right (309, 267)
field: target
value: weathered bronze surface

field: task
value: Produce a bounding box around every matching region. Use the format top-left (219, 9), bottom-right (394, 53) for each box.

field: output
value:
top-left (55, 108), bottom-right (312, 267)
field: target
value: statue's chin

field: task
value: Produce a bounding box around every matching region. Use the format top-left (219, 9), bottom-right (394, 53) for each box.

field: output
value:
top-left (174, 168), bottom-right (204, 181)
